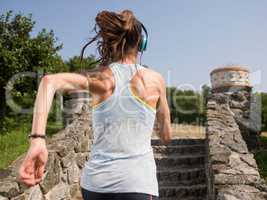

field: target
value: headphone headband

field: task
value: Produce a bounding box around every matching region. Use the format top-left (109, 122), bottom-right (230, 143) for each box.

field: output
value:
top-left (140, 23), bottom-right (148, 38)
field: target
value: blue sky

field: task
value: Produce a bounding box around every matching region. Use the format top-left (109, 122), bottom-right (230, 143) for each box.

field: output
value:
top-left (1, 0), bottom-right (267, 91)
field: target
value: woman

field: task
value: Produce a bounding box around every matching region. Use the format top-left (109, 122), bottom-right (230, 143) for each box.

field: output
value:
top-left (19, 10), bottom-right (172, 200)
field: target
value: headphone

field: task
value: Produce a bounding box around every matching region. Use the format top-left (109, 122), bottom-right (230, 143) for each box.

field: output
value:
top-left (138, 23), bottom-right (148, 52)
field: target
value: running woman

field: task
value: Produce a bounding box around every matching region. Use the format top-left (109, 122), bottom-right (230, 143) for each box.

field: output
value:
top-left (19, 9), bottom-right (172, 200)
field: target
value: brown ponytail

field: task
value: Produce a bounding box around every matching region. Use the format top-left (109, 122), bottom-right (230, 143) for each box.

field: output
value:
top-left (80, 10), bottom-right (142, 66)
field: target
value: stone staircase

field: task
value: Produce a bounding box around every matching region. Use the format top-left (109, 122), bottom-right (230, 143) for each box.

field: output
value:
top-left (152, 138), bottom-right (208, 200)
top-left (73, 138), bottom-right (208, 200)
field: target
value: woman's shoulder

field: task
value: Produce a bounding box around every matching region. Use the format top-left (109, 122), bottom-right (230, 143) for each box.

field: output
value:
top-left (80, 64), bottom-right (110, 78)
top-left (140, 65), bottom-right (164, 81)
top-left (80, 64), bottom-right (114, 94)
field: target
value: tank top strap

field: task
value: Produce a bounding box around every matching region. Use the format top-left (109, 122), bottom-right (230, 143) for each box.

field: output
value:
top-left (109, 62), bottom-right (143, 94)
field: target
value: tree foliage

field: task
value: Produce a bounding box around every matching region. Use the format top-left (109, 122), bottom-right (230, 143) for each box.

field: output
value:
top-left (262, 92), bottom-right (267, 131)
top-left (65, 55), bottom-right (97, 72)
top-left (166, 85), bottom-right (210, 125)
top-left (0, 10), bottom-right (65, 129)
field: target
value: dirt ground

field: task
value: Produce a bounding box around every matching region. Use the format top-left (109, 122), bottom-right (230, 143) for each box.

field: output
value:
top-left (152, 124), bottom-right (206, 139)
top-left (151, 126), bottom-right (267, 140)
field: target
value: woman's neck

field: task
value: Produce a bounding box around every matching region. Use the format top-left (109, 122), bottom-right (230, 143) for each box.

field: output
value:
top-left (117, 55), bottom-right (137, 64)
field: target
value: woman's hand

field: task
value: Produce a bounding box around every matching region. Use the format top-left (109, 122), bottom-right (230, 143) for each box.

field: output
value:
top-left (19, 139), bottom-right (48, 187)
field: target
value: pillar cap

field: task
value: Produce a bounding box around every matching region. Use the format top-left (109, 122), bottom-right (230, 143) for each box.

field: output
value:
top-left (210, 66), bottom-right (249, 76)
top-left (210, 65), bottom-right (251, 92)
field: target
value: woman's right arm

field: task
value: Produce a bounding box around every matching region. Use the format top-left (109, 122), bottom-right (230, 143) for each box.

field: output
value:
top-left (155, 75), bottom-right (172, 145)
top-left (19, 72), bottom-right (90, 187)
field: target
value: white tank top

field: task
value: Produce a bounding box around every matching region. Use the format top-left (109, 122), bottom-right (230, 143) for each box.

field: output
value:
top-left (80, 62), bottom-right (158, 196)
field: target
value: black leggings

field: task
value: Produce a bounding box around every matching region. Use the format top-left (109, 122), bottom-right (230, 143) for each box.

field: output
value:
top-left (81, 187), bottom-right (159, 200)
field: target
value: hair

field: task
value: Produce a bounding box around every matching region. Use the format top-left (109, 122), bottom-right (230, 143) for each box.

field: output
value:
top-left (80, 10), bottom-right (143, 66)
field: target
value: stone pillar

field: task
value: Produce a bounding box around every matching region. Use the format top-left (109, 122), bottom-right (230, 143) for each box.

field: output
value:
top-left (206, 66), bottom-right (267, 200)
top-left (210, 66), bottom-right (261, 150)
top-left (63, 89), bottom-right (91, 127)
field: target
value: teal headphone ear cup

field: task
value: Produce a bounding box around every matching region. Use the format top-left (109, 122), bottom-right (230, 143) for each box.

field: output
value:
top-left (139, 34), bottom-right (148, 52)
top-left (138, 23), bottom-right (148, 52)
top-left (142, 34), bottom-right (148, 51)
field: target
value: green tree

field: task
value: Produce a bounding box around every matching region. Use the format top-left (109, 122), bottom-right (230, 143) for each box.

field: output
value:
top-left (65, 55), bottom-right (97, 72)
top-left (262, 92), bottom-right (267, 131)
top-left (166, 87), bottom-right (177, 122)
top-left (0, 10), bottom-right (65, 129)
top-left (200, 84), bottom-right (211, 121)
top-left (166, 87), bottom-right (206, 124)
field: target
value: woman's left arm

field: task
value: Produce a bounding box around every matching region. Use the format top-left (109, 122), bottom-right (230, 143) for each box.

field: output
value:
top-left (19, 72), bottom-right (89, 187)
top-left (31, 73), bottom-right (89, 135)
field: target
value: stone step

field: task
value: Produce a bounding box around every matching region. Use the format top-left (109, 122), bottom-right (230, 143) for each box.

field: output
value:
top-left (151, 139), bottom-right (206, 146)
top-left (155, 154), bottom-right (205, 170)
top-left (159, 184), bottom-right (207, 198)
top-left (156, 163), bottom-right (206, 173)
top-left (158, 177), bottom-right (206, 187)
top-left (153, 144), bottom-right (206, 156)
top-left (154, 152), bottom-right (205, 159)
top-left (157, 167), bottom-right (206, 186)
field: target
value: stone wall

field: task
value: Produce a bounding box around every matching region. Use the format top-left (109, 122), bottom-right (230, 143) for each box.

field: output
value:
top-left (0, 103), bottom-right (93, 200)
top-left (206, 91), bottom-right (267, 200)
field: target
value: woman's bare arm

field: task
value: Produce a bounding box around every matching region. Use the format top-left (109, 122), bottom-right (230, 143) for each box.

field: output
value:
top-left (155, 75), bottom-right (172, 145)
top-left (31, 73), bottom-right (89, 136)
top-left (19, 72), bottom-right (89, 186)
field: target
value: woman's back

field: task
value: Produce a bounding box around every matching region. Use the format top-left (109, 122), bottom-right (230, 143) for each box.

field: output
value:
top-left (88, 62), bottom-right (161, 111)
top-left (80, 62), bottom-right (161, 196)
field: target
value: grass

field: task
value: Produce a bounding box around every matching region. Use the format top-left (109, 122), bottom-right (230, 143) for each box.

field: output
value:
top-left (0, 122), bottom-right (31, 169)
top-left (254, 150), bottom-right (267, 182)
top-left (254, 134), bottom-right (267, 182)
top-left (0, 120), bottom-right (63, 169)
